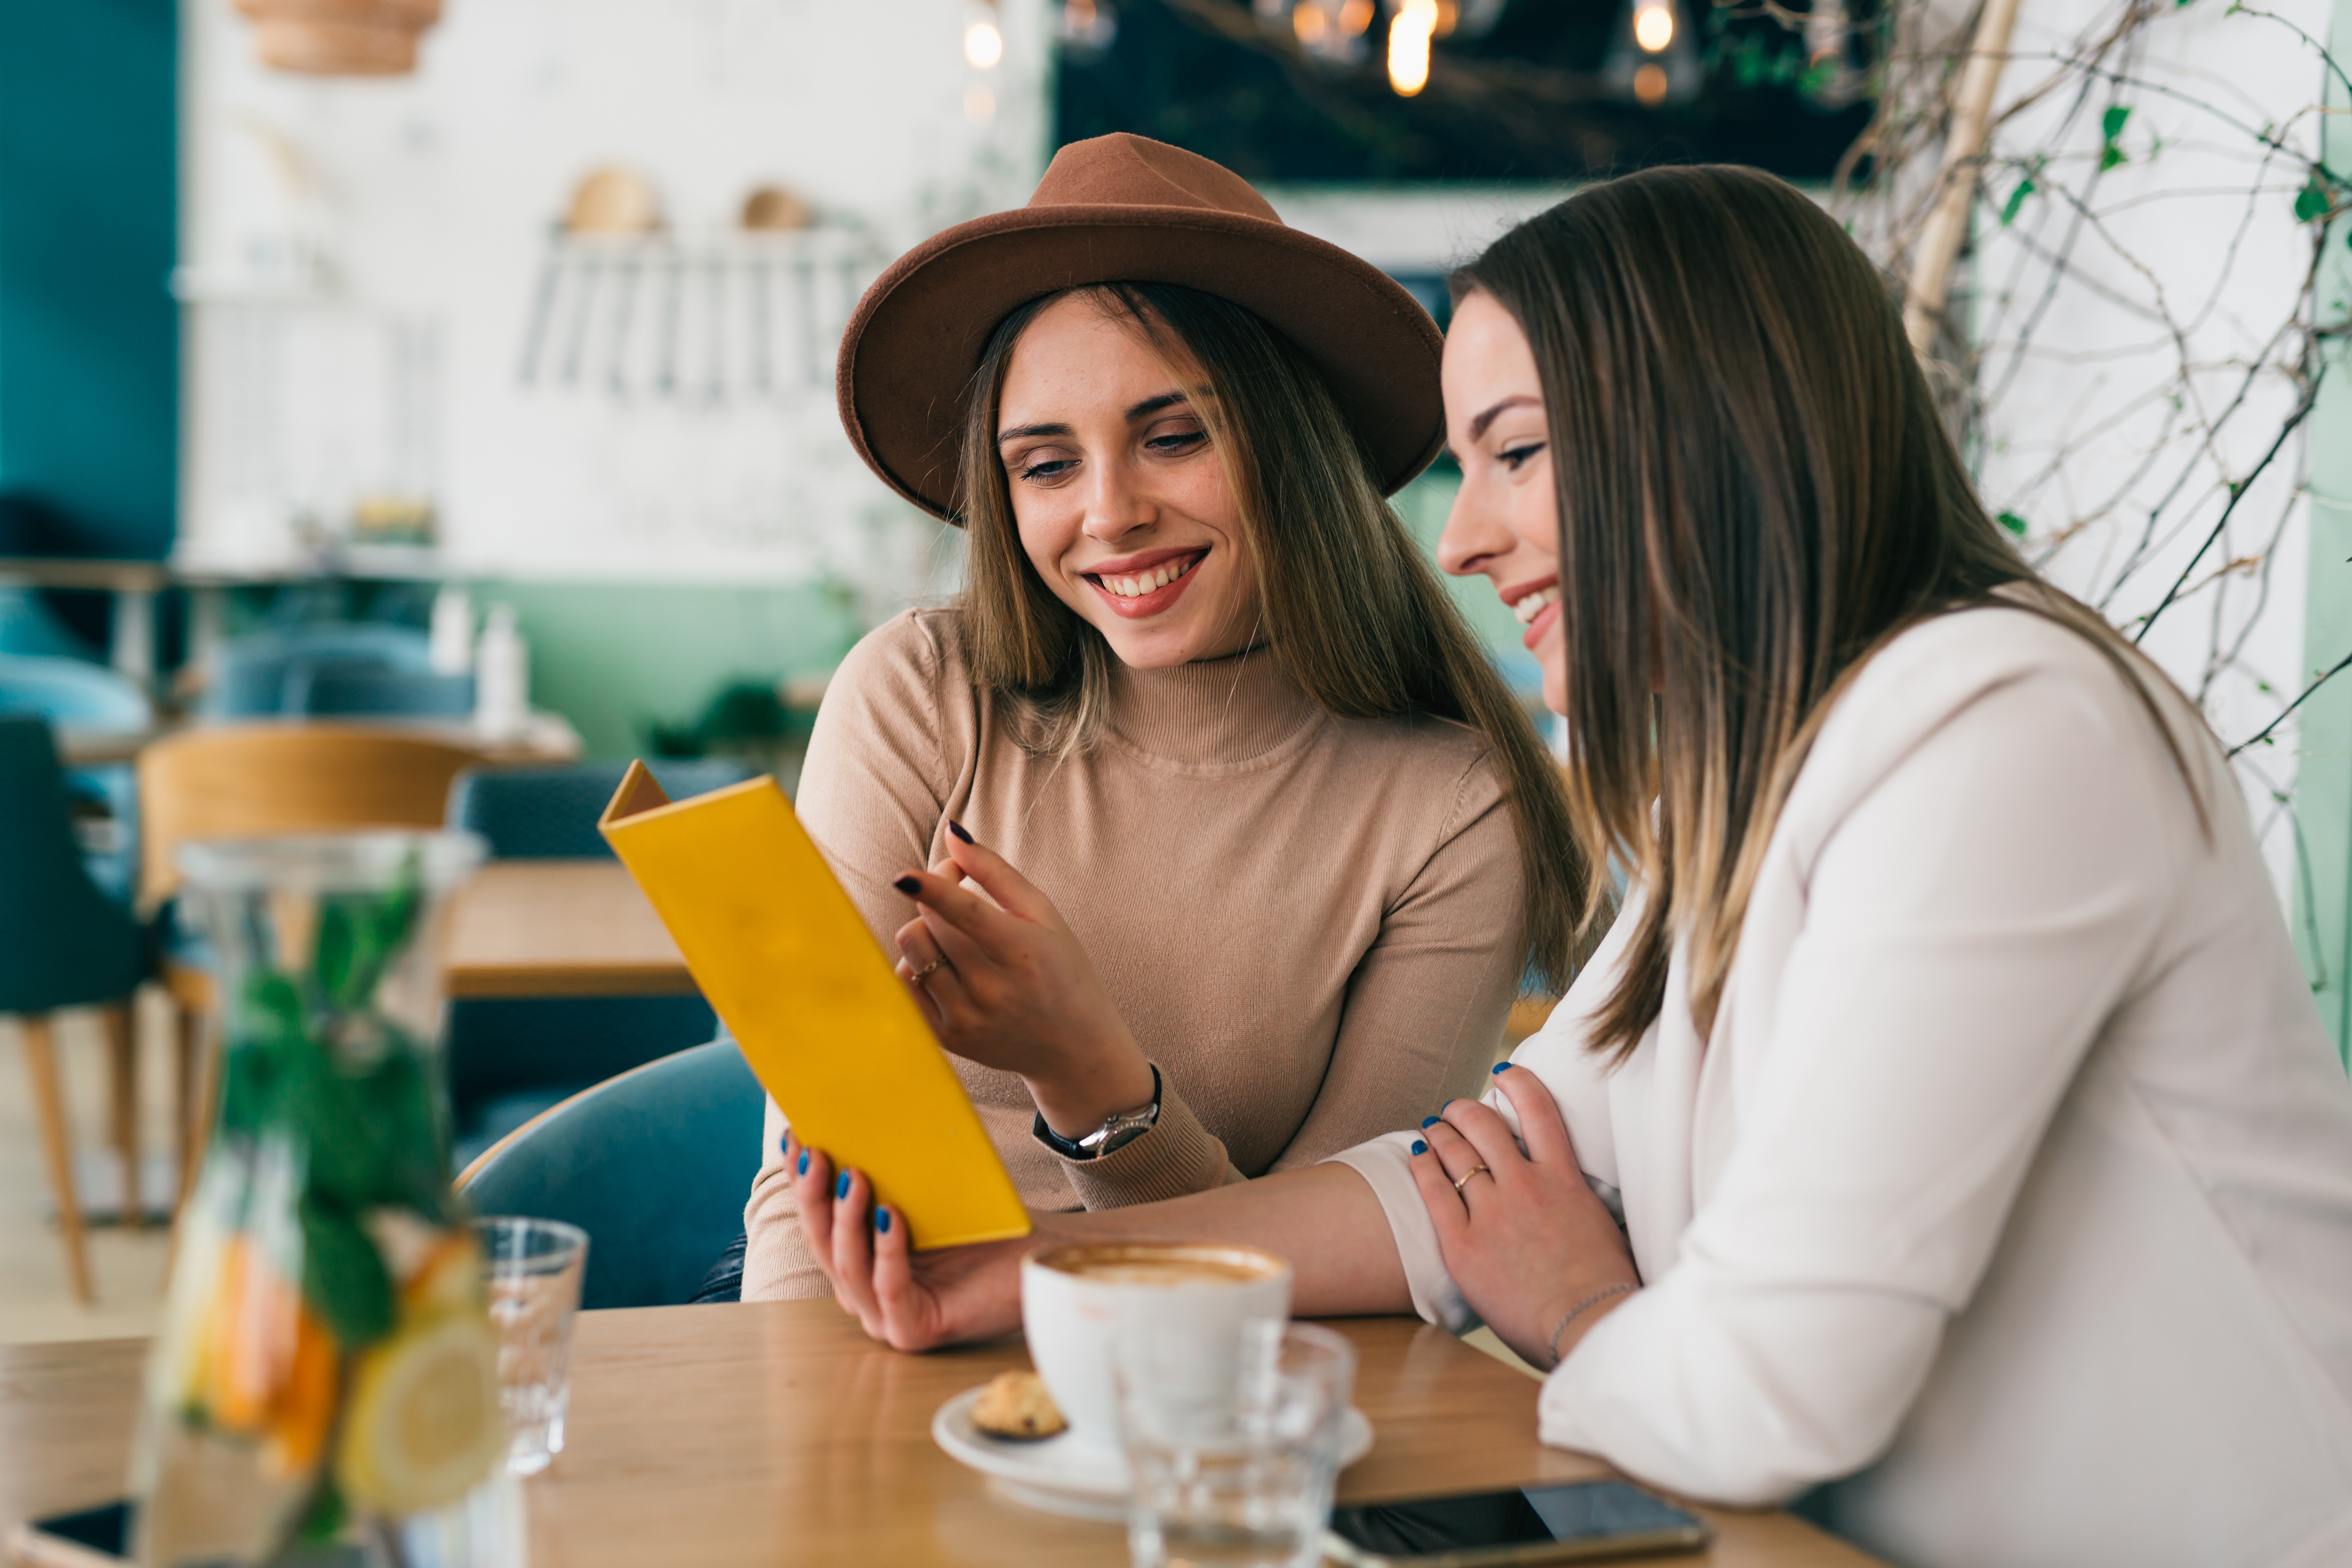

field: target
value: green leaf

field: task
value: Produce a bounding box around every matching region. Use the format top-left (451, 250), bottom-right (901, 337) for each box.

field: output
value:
top-left (2000, 178), bottom-right (2036, 226)
top-left (298, 1194), bottom-right (395, 1349)
top-left (311, 875), bottom-right (421, 1015)
top-left (217, 974), bottom-right (305, 1136)
top-left (2099, 105), bottom-right (2131, 171)
top-left (2295, 172), bottom-right (2332, 224)
top-left (296, 1477), bottom-right (348, 1544)
top-left (1998, 511), bottom-right (2030, 537)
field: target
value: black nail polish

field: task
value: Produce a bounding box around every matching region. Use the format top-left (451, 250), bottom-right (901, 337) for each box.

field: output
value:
top-left (893, 875), bottom-right (921, 895)
top-left (947, 819), bottom-right (974, 845)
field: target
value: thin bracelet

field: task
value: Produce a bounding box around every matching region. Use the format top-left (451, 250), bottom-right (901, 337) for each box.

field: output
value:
top-left (1546, 1283), bottom-right (1638, 1368)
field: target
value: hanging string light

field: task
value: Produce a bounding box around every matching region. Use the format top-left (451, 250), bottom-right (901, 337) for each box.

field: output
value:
top-left (1387, 0), bottom-right (1439, 96)
top-left (1604, 0), bottom-right (1698, 107)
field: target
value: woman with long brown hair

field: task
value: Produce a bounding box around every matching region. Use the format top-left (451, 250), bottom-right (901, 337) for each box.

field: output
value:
top-left (784, 164), bottom-right (2352, 1566)
top-left (737, 134), bottom-right (1585, 1298)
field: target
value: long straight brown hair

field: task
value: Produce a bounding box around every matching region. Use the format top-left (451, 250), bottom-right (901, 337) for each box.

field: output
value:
top-left (954, 281), bottom-right (1588, 992)
top-left (1454, 165), bottom-right (2205, 1056)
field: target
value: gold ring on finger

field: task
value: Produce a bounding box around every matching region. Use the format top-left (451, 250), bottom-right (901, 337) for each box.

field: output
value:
top-left (1451, 1164), bottom-right (1492, 1193)
top-left (912, 957), bottom-right (944, 981)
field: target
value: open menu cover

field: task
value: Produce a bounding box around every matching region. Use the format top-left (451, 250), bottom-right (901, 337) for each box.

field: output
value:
top-left (597, 761), bottom-right (1030, 1249)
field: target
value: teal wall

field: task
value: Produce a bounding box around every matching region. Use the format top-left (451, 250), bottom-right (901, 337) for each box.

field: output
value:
top-left (0, 0), bottom-right (179, 558)
top-left (2294, 0), bottom-right (2352, 1067)
top-left (483, 580), bottom-right (867, 757)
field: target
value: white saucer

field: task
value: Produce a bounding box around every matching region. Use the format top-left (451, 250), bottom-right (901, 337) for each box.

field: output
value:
top-left (932, 1386), bottom-right (1375, 1523)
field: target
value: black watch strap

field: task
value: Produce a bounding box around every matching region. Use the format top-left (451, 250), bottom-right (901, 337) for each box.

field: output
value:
top-left (1034, 1064), bottom-right (1162, 1160)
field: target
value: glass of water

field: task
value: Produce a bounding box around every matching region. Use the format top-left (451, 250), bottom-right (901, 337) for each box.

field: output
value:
top-left (474, 1216), bottom-right (589, 1476)
top-left (1115, 1320), bottom-right (1357, 1568)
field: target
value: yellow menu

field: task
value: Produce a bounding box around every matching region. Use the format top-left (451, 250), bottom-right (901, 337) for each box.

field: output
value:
top-left (597, 762), bottom-right (1030, 1249)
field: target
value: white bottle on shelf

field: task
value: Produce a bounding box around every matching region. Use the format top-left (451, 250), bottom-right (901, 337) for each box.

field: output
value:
top-left (429, 584), bottom-right (474, 674)
top-left (473, 603), bottom-right (530, 740)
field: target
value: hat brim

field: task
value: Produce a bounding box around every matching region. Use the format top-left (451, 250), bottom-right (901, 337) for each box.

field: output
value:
top-left (837, 204), bottom-right (1447, 522)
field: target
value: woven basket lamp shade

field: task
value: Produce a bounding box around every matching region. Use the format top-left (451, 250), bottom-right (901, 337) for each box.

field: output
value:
top-left (233, 0), bottom-right (444, 76)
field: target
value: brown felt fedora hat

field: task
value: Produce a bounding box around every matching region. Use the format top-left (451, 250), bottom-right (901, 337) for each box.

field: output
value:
top-left (836, 133), bottom-right (1446, 523)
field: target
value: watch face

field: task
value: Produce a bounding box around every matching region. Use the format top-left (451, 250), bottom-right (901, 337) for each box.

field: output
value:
top-left (1095, 1121), bottom-right (1152, 1156)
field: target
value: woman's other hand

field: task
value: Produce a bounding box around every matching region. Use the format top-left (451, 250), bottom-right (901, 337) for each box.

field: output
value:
top-left (889, 823), bottom-right (1158, 1140)
top-left (783, 1128), bottom-right (1047, 1349)
top-left (1411, 1064), bottom-right (1641, 1370)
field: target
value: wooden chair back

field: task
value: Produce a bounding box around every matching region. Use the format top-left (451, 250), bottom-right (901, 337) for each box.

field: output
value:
top-left (137, 723), bottom-right (480, 910)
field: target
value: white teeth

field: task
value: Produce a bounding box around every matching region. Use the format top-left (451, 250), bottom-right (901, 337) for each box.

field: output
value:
top-left (1097, 556), bottom-right (1198, 598)
top-left (1512, 586), bottom-right (1559, 626)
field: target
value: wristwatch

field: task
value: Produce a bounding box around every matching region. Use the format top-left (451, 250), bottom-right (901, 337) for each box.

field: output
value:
top-left (1034, 1065), bottom-right (1163, 1160)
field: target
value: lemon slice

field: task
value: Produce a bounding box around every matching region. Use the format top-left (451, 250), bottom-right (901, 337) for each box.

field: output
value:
top-left (335, 1312), bottom-right (503, 1513)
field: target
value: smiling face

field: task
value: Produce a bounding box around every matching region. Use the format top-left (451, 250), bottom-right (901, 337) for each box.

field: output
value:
top-left (993, 292), bottom-right (1263, 670)
top-left (1436, 290), bottom-right (1566, 715)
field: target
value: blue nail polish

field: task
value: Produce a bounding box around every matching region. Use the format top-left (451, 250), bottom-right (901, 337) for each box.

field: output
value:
top-left (1410, 1139), bottom-right (1428, 1156)
top-left (796, 1150), bottom-right (809, 1177)
top-left (875, 1208), bottom-right (891, 1234)
top-left (1492, 1061), bottom-right (1512, 1075)
top-left (1421, 1116), bottom-right (1440, 1129)
top-left (836, 1172), bottom-right (851, 1200)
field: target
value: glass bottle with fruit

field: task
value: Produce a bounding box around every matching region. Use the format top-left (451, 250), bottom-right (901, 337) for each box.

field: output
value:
top-left (134, 833), bottom-right (504, 1568)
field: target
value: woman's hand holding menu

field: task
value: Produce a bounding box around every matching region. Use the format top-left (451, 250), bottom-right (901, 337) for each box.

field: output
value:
top-left (887, 825), bottom-right (1160, 1142)
top-left (785, 1129), bottom-right (1049, 1349)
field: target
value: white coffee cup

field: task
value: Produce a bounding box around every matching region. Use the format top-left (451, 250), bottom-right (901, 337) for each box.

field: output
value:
top-left (1020, 1242), bottom-right (1292, 1450)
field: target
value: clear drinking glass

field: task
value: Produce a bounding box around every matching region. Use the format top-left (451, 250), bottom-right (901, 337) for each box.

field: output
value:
top-left (1115, 1321), bottom-right (1356, 1568)
top-left (475, 1216), bottom-right (589, 1475)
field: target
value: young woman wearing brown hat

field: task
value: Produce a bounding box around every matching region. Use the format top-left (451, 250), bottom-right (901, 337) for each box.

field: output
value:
top-left (778, 164), bottom-right (2352, 1567)
top-left (736, 134), bottom-right (1586, 1298)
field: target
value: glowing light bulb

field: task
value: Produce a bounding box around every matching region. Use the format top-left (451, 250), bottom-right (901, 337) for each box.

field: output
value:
top-left (1293, 2), bottom-right (1327, 44)
top-left (1633, 62), bottom-right (1668, 103)
top-left (1339, 0), bottom-right (1374, 36)
top-left (1388, 0), bottom-right (1437, 96)
top-left (965, 18), bottom-right (1003, 68)
top-left (1633, 4), bottom-right (1673, 53)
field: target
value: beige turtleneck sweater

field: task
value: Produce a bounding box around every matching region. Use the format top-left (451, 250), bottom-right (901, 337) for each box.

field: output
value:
top-left (742, 608), bottom-right (1528, 1299)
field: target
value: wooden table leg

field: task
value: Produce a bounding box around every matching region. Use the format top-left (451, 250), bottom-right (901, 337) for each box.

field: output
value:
top-left (19, 1015), bottom-right (95, 1305)
top-left (102, 1004), bottom-right (141, 1229)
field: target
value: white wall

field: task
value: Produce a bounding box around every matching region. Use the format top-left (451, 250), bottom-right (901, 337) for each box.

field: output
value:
top-left (1968, 0), bottom-right (2334, 898)
top-left (178, 0), bottom-right (1050, 586)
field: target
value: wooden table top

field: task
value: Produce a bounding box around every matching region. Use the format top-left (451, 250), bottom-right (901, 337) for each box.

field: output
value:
top-left (441, 858), bottom-right (694, 1000)
top-left (1, 1303), bottom-right (1881, 1568)
top-left (54, 713), bottom-right (586, 769)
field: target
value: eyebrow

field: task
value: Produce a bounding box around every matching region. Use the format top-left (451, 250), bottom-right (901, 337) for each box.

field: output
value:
top-left (996, 388), bottom-right (1205, 445)
top-left (1466, 394), bottom-right (1540, 443)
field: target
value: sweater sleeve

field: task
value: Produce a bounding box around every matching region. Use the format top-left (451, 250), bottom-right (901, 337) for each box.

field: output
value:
top-left (1539, 668), bottom-right (2182, 1505)
top-left (1061, 747), bottom-right (1527, 1210)
top-left (742, 613), bottom-right (953, 1302)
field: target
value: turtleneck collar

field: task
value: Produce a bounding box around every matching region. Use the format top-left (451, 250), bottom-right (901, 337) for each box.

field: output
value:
top-left (1105, 643), bottom-right (1321, 768)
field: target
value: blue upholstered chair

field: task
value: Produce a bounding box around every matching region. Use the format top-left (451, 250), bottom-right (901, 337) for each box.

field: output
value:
top-left (205, 624), bottom-right (435, 717)
top-left (445, 758), bottom-right (757, 860)
top-left (0, 716), bottom-right (154, 1302)
top-left (441, 759), bottom-right (757, 1167)
top-left (284, 662), bottom-right (475, 717)
top-left (457, 1041), bottom-right (764, 1309)
top-left (0, 586), bottom-right (98, 660)
top-left (0, 653), bottom-right (155, 902)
